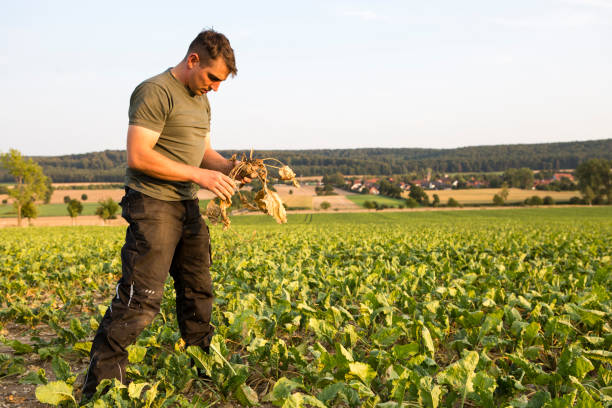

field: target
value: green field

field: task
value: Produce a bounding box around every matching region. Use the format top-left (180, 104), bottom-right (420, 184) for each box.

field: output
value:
top-left (346, 194), bottom-right (405, 207)
top-left (0, 203), bottom-right (100, 218)
top-left (1, 208), bottom-right (611, 407)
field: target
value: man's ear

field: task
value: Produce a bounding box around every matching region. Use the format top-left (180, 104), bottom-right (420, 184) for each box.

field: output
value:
top-left (186, 53), bottom-right (200, 68)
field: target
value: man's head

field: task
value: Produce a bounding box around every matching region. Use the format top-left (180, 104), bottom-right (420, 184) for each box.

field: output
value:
top-left (183, 29), bottom-right (237, 96)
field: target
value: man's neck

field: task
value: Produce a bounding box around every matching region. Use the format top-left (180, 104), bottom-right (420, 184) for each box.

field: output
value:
top-left (170, 62), bottom-right (189, 86)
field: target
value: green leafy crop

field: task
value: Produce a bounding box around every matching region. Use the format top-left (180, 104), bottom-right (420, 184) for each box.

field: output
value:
top-left (0, 208), bottom-right (610, 407)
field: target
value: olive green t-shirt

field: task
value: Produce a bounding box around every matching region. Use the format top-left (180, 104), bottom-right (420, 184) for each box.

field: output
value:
top-left (125, 68), bottom-right (211, 201)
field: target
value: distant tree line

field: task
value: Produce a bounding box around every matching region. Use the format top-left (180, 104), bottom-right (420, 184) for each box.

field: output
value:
top-left (0, 139), bottom-right (610, 182)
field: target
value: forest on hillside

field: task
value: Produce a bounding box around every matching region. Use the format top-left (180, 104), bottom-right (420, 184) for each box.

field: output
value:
top-left (1, 139), bottom-right (610, 182)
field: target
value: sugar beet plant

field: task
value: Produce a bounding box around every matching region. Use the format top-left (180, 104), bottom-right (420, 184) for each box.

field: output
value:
top-left (0, 209), bottom-right (611, 407)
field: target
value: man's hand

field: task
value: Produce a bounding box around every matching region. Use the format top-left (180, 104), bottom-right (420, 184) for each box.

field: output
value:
top-left (193, 168), bottom-right (236, 202)
top-left (233, 160), bottom-right (253, 185)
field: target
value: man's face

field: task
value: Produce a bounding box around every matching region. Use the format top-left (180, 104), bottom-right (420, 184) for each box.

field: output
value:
top-left (187, 55), bottom-right (230, 96)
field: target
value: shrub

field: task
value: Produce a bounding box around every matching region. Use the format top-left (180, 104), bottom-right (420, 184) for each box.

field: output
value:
top-left (81, 193), bottom-right (88, 201)
top-left (569, 196), bottom-right (584, 205)
top-left (67, 199), bottom-right (83, 217)
top-left (67, 199), bottom-right (83, 225)
top-left (524, 196), bottom-right (543, 206)
top-left (543, 196), bottom-right (554, 205)
top-left (492, 194), bottom-right (504, 206)
top-left (409, 185), bottom-right (429, 205)
top-left (320, 201), bottom-right (331, 210)
top-left (376, 204), bottom-right (390, 211)
top-left (447, 198), bottom-right (460, 207)
top-left (405, 198), bottom-right (419, 208)
top-left (432, 194), bottom-right (440, 207)
top-left (95, 198), bottom-right (120, 224)
top-left (363, 200), bottom-right (377, 209)
top-left (63, 195), bottom-right (71, 204)
top-left (22, 200), bottom-right (38, 225)
top-left (1, 199), bottom-right (7, 204)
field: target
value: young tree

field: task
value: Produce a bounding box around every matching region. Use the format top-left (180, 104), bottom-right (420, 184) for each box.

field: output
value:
top-left (432, 194), bottom-right (440, 207)
top-left (405, 198), bottom-right (419, 208)
top-left (43, 178), bottom-right (54, 204)
top-left (21, 200), bottom-right (38, 226)
top-left (95, 198), bottom-right (120, 225)
top-left (447, 197), bottom-right (460, 207)
top-left (409, 185), bottom-right (429, 205)
top-left (503, 168), bottom-right (534, 189)
top-left (576, 159), bottom-right (611, 204)
top-left (67, 199), bottom-right (84, 226)
top-left (499, 183), bottom-right (510, 202)
top-left (0, 149), bottom-right (50, 226)
top-left (583, 186), bottom-right (595, 206)
top-left (492, 194), bottom-right (504, 206)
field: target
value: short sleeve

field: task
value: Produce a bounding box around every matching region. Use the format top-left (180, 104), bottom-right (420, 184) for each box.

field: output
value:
top-left (128, 82), bottom-right (171, 132)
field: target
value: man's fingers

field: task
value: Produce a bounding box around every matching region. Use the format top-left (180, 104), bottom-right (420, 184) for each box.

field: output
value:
top-left (214, 188), bottom-right (232, 202)
top-left (219, 179), bottom-right (235, 200)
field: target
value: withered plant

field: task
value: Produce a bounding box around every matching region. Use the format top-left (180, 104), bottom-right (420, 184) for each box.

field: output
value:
top-left (206, 150), bottom-right (299, 229)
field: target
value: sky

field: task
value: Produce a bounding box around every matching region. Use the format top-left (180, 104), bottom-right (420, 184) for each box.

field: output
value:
top-left (1, 0), bottom-right (611, 156)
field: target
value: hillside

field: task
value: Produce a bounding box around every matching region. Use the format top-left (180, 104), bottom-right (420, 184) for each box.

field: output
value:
top-left (1, 139), bottom-right (610, 182)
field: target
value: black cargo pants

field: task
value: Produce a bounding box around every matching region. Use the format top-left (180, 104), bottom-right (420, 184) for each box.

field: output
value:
top-left (82, 188), bottom-right (214, 397)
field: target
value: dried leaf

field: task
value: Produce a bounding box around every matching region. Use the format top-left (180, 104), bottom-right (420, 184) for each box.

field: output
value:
top-left (279, 165), bottom-right (300, 187)
top-left (255, 187), bottom-right (287, 224)
top-left (279, 165), bottom-right (295, 180)
top-left (219, 199), bottom-right (232, 230)
top-left (205, 200), bottom-right (221, 223)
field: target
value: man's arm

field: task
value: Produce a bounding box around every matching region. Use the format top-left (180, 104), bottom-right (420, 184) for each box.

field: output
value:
top-left (200, 134), bottom-right (252, 182)
top-left (127, 125), bottom-right (235, 201)
top-left (200, 133), bottom-right (234, 175)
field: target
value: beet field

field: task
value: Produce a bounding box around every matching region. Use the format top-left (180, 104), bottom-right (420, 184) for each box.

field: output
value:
top-left (1, 208), bottom-right (611, 407)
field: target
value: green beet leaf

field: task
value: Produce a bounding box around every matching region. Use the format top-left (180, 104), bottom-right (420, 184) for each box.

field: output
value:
top-left (186, 345), bottom-right (214, 376)
top-left (281, 392), bottom-right (327, 408)
top-left (478, 310), bottom-right (503, 342)
top-left (20, 368), bottom-right (48, 385)
top-left (347, 362), bottom-right (377, 386)
top-left (436, 350), bottom-right (479, 393)
top-left (128, 381), bottom-right (149, 399)
top-left (583, 349), bottom-right (612, 364)
top-left (471, 371), bottom-right (496, 408)
top-left (318, 382), bottom-right (346, 404)
top-left (264, 377), bottom-right (303, 405)
top-left (418, 376), bottom-right (442, 408)
top-left (421, 325), bottom-right (435, 356)
top-left (73, 341), bottom-right (92, 355)
top-left (51, 355), bottom-right (72, 382)
top-left (2, 338), bottom-right (33, 355)
top-left (127, 344), bottom-right (147, 363)
top-left (392, 342), bottom-right (419, 360)
top-left (35, 381), bottom-right (75, 406)
top-left (235, 383), bottom-right (259, 406)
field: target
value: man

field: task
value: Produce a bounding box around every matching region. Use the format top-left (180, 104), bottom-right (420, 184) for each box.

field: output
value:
top-left (82, 29), bottom-right (245, 398)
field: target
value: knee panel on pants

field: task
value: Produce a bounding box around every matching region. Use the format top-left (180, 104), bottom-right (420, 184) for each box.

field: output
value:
top-left (106, 281), bottom-right (163, 347)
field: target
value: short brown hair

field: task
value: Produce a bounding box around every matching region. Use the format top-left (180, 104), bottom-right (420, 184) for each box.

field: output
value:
top-left (187, 29), bottom-right (237, 76)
